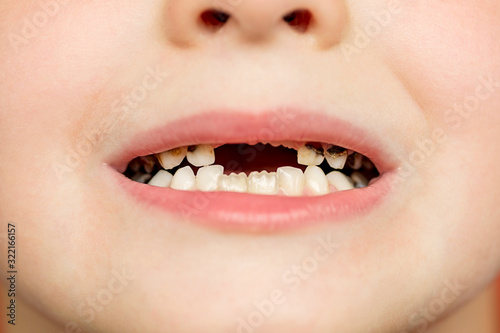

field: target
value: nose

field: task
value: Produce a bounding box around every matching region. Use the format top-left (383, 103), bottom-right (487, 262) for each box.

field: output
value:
top-left (165, 0), bottom-right (349, 48)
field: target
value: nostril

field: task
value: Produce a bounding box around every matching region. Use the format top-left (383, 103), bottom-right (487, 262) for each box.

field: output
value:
top-left (200, 10), bottom-right (230, 30)
top-left (283, 9), bottom-right (312, 33)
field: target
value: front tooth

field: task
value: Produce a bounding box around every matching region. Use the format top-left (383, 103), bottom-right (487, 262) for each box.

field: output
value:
top-left (157, 147), bottom-right (187, 170)
top-left (326, 171), bottom-right (354, 191)
top-left (304, 166), bottom-right (329, 196)
top-left (187, 145), bottom-right (215, 167)
top-left (148, 170), bottom-right (173, 187)
top-left (196, 165), bottom-right (224, 191)
top-left (350, 172), bottom-right (369, 188)
top-left (297, 145), bottom-right (324, 166)
top-left (170, 166), bottom-right (196, 191)
top-left (277, 167), bottom-right (305, 196)
top-left (218, 173), bottom-right (248, 192)
top-left (248, 171), bottom-right (278, 195)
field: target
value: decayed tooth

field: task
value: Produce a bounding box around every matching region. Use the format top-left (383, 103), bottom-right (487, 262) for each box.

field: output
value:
top-left (170, 166), bottom-right (196, 191)
top-left (148, 170), bottom-right (173, 187)
top-left (350, 172), bottom-right (369, 188)
top-left (186, 145), bottom-right (215, 167)
top-left (157, 147), bottom-right (187, 170)
top-left (277, 167), bottom-right (305, 196)
top-left (248, 171), bottom-right (278, 195)
top-left (362, 157), bottom-right (375, 171)
top-left (218, 173), bottom-right (248, 193)
top-left (347, 153), bottom-right (363, 170)
top-left (140, 156), bottom-right (156, 174)
top-left (326, 153), bottom-right (348, 169)
top-left (326, 171), bottom-right (354, 191)
top-left (131, 173), bottom-right (152, 184)
top-left (304, 166), bottom-right (329, 196)
top-left (297, 145), bottom-right (324, 166)
top-left (196, 165), bottom-right (224, 191)
top-left (324, 145), bottom-right (348, 169)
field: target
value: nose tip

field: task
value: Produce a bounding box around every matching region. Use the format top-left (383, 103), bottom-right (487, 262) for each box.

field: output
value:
top-left (165, 0), bottom-right (349, 48)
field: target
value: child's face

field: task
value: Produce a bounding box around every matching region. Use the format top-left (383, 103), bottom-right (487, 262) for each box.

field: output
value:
top-left (1, 1), bottom-right (500, 332)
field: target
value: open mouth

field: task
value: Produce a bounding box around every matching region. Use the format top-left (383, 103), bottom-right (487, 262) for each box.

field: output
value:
top-left (123, 142), bottom-right (379, 196)
top-left (106, 111), bottom-right (396, 231)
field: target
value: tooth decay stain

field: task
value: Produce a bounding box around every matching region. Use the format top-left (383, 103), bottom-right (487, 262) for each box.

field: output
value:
top-left (123, 142), bottom-right (379, 196)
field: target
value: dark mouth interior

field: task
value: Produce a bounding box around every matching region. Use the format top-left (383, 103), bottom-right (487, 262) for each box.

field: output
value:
top-left (122, 143), bottom-right (379, 188)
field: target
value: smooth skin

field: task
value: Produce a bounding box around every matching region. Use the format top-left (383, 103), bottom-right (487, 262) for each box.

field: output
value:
top-left (1, 0), bottom-right (500, 332)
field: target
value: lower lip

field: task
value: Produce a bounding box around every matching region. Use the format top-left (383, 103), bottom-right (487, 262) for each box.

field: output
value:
top-left (104, 166), bottom-right (394, 232)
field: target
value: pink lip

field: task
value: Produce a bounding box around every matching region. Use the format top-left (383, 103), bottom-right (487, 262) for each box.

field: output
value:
top-left (104, 110), bottom-right (398, 231)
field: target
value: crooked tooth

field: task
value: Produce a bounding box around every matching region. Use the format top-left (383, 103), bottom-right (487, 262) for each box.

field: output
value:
top-left (196, 165), bottom-right (224, 191)
top-left (297, 145), bottom-right (324, 166)
top-left (350, 172), bottom-right (369, 188)
top-left (187, 145), bottom-right (215, 167)
top-left (326, 171), bottom-right (354, 191)
top-left (157, 147), bottom-right (187, 170)
top-left (248, 171), bottom-right (278, 195)
top-left (304, 166), bottom-right (329, 196)
top-left (218, 173), bottom-right (248, 193)
top-left (277, 167), bottom-right (305, 196)
top-left (148, 170), bottom-right (173, 188)
top-left (170, 166), bottom-right (196, 191)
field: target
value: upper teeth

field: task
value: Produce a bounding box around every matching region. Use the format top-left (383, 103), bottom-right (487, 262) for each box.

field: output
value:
top-left (157, 147), bottom-right (187, 170)
top-left (297, 145), bottom-right (324, 166)
top-left (324, 145), bottom-right (348, 169)
top-left (186, 145), bottom-right (215, 167)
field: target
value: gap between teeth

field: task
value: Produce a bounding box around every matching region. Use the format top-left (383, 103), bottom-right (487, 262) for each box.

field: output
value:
top-left (139, 143), bottom-right (374, 196)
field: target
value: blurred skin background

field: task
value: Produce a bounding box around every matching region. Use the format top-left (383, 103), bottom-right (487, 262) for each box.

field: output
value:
top-left (0, 279), bottom-right (498, 332)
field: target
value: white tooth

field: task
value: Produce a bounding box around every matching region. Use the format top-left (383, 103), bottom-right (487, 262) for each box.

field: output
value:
top-left (196, 165), bottom-right (224, 191)
top-left (325, 152), bottom-right (348, 170)
top-left (248, 171), bottom-right (278, 195)
top-left (277, 167), bottom-right (305, 196)
top-left (170, 166), bottom-right (196, 191)
top-left (326, 171), bottom-right (354, 191)
top-left (350, 172), bottom-right (369, 188)
top-left (148, 170), bottom-right (173, 187)
top-left (218, 173), bottom-right (248, 193)
top-left (297, 145), bottom-right (324, 166)
top-left (187, 145), bottom-right (215, 167)
top-left (157, 147), bottom-right (187, 170)
top-left (304, 166), bottom-right (329, 196)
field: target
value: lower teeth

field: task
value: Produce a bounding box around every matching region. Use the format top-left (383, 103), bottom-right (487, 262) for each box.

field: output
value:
top-left (122, 143), bottom-right (379, 196)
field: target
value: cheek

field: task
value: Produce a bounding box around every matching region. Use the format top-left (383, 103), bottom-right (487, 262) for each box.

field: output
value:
top-left (0, 1), bottom-right (159, 146)
top-left (381, 1), bottom-right (500, 115)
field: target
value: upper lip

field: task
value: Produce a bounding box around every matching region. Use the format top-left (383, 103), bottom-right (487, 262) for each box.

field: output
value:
top-left (107, 108), bottom-right (398, 174)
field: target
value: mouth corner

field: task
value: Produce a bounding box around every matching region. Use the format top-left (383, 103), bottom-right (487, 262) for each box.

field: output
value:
top-left (104, 109), bottom-right (397, 231)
